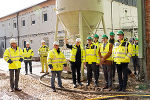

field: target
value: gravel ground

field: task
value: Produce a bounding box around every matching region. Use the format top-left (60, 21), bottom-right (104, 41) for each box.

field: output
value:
top-left (0, 70), bottom-right (102, 100)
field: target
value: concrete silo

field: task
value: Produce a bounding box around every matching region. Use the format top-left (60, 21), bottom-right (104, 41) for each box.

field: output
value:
top-left (55, 0), bottom-right (106, 44)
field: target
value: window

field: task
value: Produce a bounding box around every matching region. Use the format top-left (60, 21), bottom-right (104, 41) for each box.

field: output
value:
top-left (31, 14), bottom-right (35, 25)
top-left (22, 20), bottom-right (25, 26)
top-left (59, 40), bottom-right (64, 47)
top-left (43, 13), bottom-right (47, 22)
top-left (32, 20), bottom-right (35, 24)
top-left (13, 22), bottom-right (16, 28)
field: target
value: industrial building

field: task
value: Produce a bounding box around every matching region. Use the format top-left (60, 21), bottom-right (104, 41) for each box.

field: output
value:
top-left (0, 0), bottom-right (137, 58)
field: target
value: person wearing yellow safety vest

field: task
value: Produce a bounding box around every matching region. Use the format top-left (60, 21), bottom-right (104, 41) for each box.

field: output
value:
top-left (3, 38), bottom-right (23, 92)
top-left (47, 41), bottom-right (67, 92)
top-left (85, 36), bottom-right (100, 87)
top-left (65, 38), bottom-right (85, 88)
top-left (99, 34), bottom-right (113, 91)
top-left (23, 42), bottom-right (34, 75)
top-left (132, 38), bottom-right (140, 75)
top-left (38, 40), bottom-right (50, 73)
top-left (112, 30), bottom-right (133, 92)
top-left (93, 34), bottom-right (101, 83)
top-left (109, 32), bottom-right (116, 82)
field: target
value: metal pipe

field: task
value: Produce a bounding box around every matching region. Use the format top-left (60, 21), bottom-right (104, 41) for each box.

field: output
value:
top-left (16, 12), bottom-right (19, 46)
top-left (111, 0), bottom-right (114, 32)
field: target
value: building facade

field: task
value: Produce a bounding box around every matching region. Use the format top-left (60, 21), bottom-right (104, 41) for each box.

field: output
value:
top-left (0, 0), bottom-right (138, 58)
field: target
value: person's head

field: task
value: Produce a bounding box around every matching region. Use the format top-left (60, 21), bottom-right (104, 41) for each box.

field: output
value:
top-left (117, 30), bottom-right (124, 41)
top-left (135, 38), bottom-right (138, 43)
top-left (102, 34), bottom-right (108, 43)
top-left (93, 34), bottom-right (99, 42)
top-left (53, 41), bottom-right (59, 50)
top-left (110, 32), bottom-right (115, 39)
top-left (10, 38), bottom-right (17, 49)
top-left (87, 37), bottom-right (93, 45)
top-left (41, 40), bottom-right (46, 46)
top-left (76, 38), bottom-right (81, 46)
top-left (26, 42), bottom-right (30, 48)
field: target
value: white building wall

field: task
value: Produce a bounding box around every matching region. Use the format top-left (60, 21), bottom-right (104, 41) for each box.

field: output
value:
top-left (0, 1), bottom-right (138, 57)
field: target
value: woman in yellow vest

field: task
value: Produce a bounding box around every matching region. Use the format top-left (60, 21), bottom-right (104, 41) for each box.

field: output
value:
top-left (112, 30), bottom-right (133, 92)
top-left (38, 40), bottom-right (50, 73)
top-left (99, 34), bottom-right (113, 91)
top-left (65, 38), bottom-right (85, 88)
top-left (3, 38), bottom-right (23, 92)
top-left (23, 42), bottom-right (34, 75)
top-left (47, 41), bottom-right (67, 92)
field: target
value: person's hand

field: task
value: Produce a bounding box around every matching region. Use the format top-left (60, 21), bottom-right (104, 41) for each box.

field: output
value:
top-left (63, 64), bottom-right (67, 67)
top-left (7, 59), bottom-right (13, 64)
top-left (48, 64), bottom-right (53, 69)
top-left (19, 58), bottom-right (23, 62)
top-left (64, 38), bottom-right (68, 44)
top-left (96, 63), bottom-right (99, 66)
top-left (84, 62), bottom-right (86, 69)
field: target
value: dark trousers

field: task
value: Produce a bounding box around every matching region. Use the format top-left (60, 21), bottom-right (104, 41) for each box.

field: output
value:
top-left (24, 60), bottom-right (32, 74)
top-left (51, 71), bottom-right (62, 88)
top-left (102, 64), bottom-right (112, 87)
top-left (132, 56), bottom-right (140, 74)
top-left (116, 63), bottom-right (128, 89)
top-left (70, 61), bottom-right (81, 85)
top-left (96, 65), bottom-right (100, 81)
top-left (86, 62), bottom-right (98, 84)
top-left (112, 62), bottom-right (116, 80)
top-left (9, 69), bottom-right (20, 89)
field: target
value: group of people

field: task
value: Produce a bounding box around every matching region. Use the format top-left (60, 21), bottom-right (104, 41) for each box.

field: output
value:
top-left (3, 30), bottom-right (139, 93)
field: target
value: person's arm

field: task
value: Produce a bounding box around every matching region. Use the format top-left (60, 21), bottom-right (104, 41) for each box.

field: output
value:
top-left (66, 44), bottom-right (73, 49)
top-left (65, 38), bottom-right (73, 49)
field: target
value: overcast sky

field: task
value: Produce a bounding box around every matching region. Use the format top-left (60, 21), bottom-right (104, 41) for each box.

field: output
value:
top-left (0, 0), bottom-right (46, 18)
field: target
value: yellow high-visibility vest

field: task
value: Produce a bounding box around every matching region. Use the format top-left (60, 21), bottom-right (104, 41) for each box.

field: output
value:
top-left (100, 42), bottom-right (112, 61)
top-left (112, 39), bottom-right (133, 64)
top-left (132, 44), bottom-right (138, 57)
top-left (23, 47), bottom-right (34, 60)
top-left (85, 43), bottom-right (100, 64)
top-left (70, 45), bottom-right (85, 62)
top-left (38, 45), bottom-right (50, 57)
top-left (47, 48), bottom-right (67, 71)
top-left (3, 47), bottom-right (23, 69)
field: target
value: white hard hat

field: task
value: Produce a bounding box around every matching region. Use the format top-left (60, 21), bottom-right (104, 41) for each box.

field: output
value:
top-left (53, 41), bottom-right (59, 45)
top-left (41, 40), bottom-right (45, 43)
top-left (76, 38), bottom-right (81, 42)
top-left (26, 42), bottom-right (30, 44)
top-left (10, 38), bottom-right (17, 44)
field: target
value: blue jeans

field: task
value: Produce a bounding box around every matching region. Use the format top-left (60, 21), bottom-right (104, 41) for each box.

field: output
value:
top-left (51, 71), bottom-right (62, 88)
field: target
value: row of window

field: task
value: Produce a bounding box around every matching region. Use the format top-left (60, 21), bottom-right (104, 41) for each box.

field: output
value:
top-left (114, 0), bottom-right (137, 7)
top-left (4, 13), bottom-right (48, 29)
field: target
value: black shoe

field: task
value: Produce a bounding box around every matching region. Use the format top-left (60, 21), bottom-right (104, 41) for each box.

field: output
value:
top-left (25, 73), bottom-right (28, 75)
top-left (108, 87), bottom-right (113, 91)
top-left (134, 72), bottom-right (137, 75)
top-left (122, 88), bottom-right (126, 92)
top-left (59, 86), bottom-right (64, 88)
top-left (78, 83), bottom-right (83, 86)
top-left (86, 83), bottom-right (90, 86)
top-left (74, 84), bottom-right (77, 88)
top-left (15, 88), bottom-right (22, 91)
top-left (103, 86), bottom-right (108, 89)
top-left (10, 89), bottom-right (14, 92)
top-left (117, 88), bottom-right (122, 92)
top-left (52, 88), bottom-right (56, 92)
top-left (94, 83), bottom-right (98, 87)
top-left (30, 72), bottom-right (32, 74)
